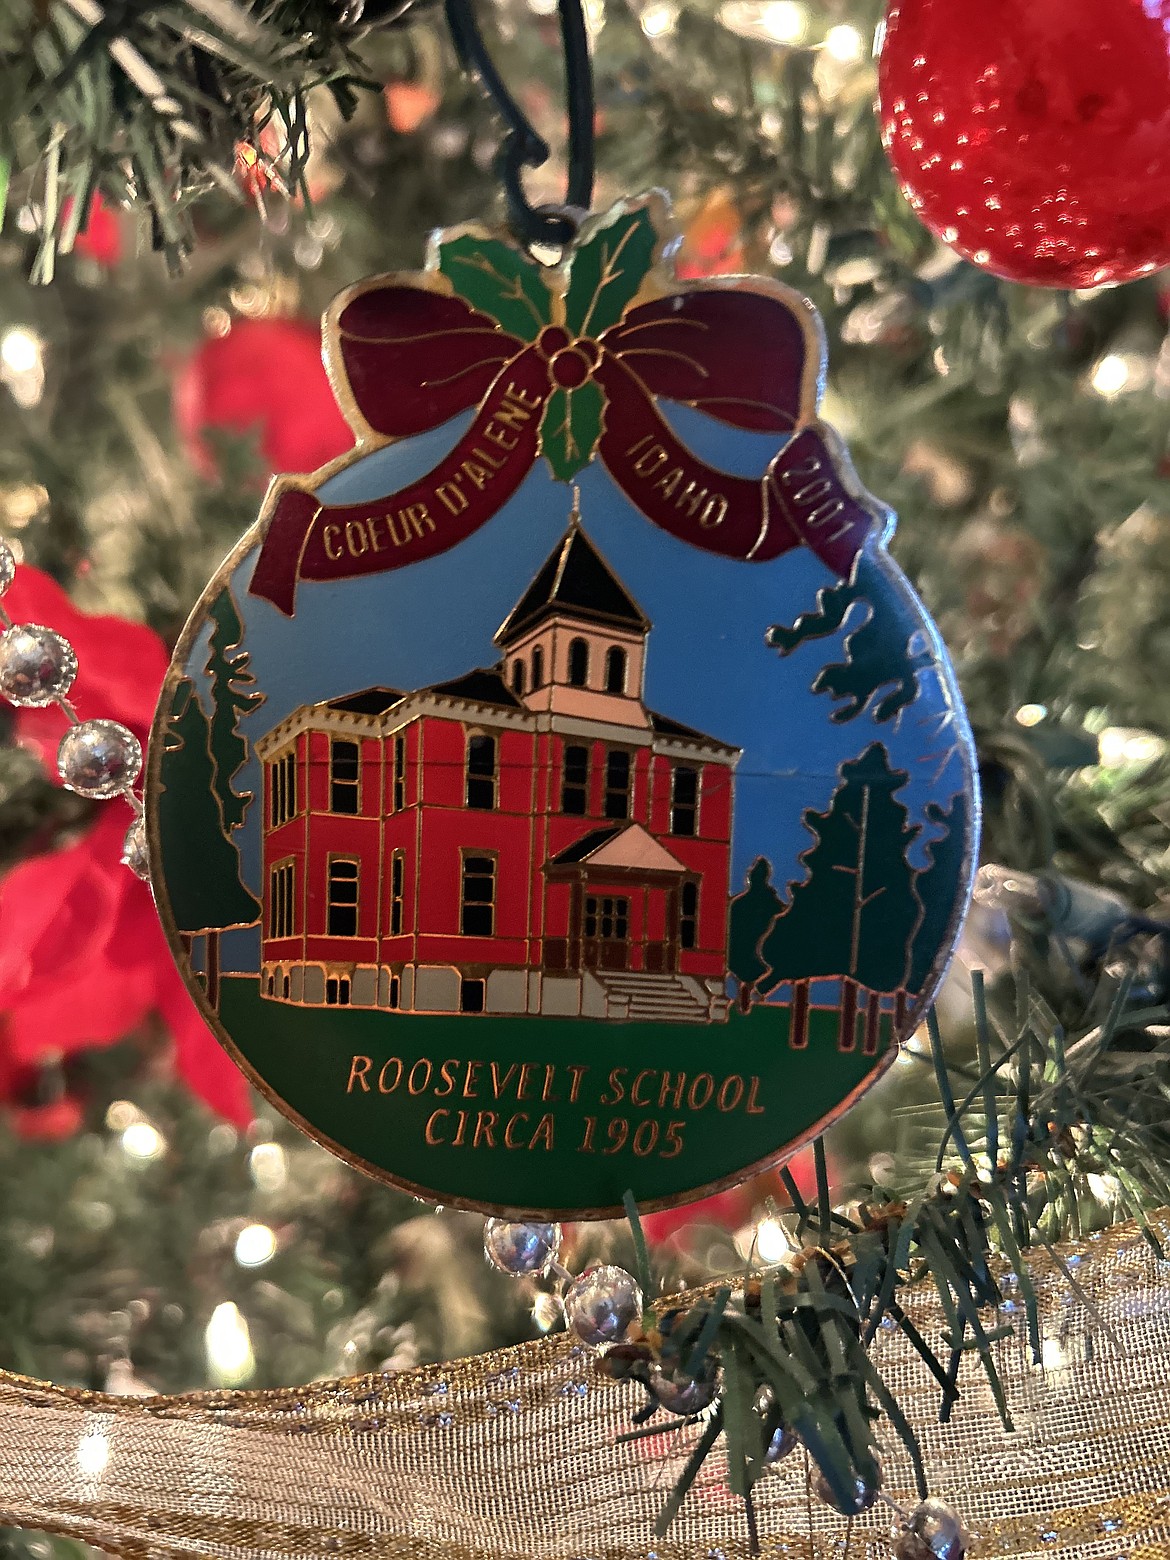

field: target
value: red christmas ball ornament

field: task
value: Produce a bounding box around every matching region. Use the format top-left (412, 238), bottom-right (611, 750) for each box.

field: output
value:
top-left (878, 0), bottom-right (1170, 287)
top-left (175, 317), bottom-right (352, 480)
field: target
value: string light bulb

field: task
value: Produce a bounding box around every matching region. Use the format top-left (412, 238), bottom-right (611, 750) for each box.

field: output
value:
top-left (756, 1216), bottom-right (796, 1262)
top-left (205, 1302), bottom-right (255, 1385)
top-left (234, 1223), bottom-right (277, 1268)
top-left (823, 23), bottom-right (864, 61)
top-left (122, 1121), bottom-right (165, 1161)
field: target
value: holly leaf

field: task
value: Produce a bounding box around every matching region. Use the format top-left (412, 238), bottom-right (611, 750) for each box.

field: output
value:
top-left (602, 290), bottom-right (811, 433)
top-left (438, 235), bottom-right (552, 342)
top-left (564, 207), bottom-right (657, 339)
top-left (336, 284), bottom-right (521, 437)
top-left (539, 379), bottom-right (605, 480)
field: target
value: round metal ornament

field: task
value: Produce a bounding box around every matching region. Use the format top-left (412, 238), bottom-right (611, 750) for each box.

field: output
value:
top-left (147, 193), bottom-right (978, 1219)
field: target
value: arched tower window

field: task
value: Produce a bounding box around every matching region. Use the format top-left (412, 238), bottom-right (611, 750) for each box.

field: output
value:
top-left (531, 645), bottom-right (544, 687)
top-left (511, 658), bottom-right (525, 694)
top-left (604, 646), bottom-right (627, 694)
top-left (568, 637), bottom-right (590, 688)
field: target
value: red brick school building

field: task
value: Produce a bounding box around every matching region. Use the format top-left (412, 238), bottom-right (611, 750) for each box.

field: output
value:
top-left (255, 522), bottom-right (739, 1021)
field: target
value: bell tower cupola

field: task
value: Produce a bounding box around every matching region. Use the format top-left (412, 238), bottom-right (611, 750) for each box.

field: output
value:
top-left (495, 500), bottom-right (651, 729)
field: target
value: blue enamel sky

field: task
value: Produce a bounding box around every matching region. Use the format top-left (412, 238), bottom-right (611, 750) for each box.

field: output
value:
top-left (181, 400), bottom-right (975, 949)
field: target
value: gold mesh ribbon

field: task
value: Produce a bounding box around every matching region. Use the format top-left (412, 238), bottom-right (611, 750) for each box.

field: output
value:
top-left (0, 1218), bottom-right (1168, 1560)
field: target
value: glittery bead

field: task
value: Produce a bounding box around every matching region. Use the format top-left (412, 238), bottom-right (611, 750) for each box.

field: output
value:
top-left (766, 1423), bottom-right (799, 1462)
top-left (563, 1265), bottom-right (643, 1347)
top-left (0, 623), bottom-right (77, 706)
top-left (894, 1498), bottom-right (970, 1560)
top-left (648, 1357), bottom-right (720, 1416)
top-left (122, 816), bottom-right (150, 880)
top-left (0, 538), bottom-right (16, 597)
top-left (482, 1219), bottom-right (562, 1277)
top-left (812, 1460), bottom-right (881, 1515)
top-left (58, 718), bottom-right (142, 799)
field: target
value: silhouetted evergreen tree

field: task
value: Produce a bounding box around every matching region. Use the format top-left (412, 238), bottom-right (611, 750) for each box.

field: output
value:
top-left (768, 552), bottom-right (933, 724)
top-left (727, 857), bottom-right (783, 1012)
top-left (158, 678), bottom-right (260, 1008)
top-left (908, 793), bottom-right (971, 995)
top-left (759, 743), bottom-right (919, 1048)
top-left (204, 587), bottom-right (264, 832)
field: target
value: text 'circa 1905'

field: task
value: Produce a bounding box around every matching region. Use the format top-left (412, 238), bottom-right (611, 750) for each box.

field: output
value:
top-left (344, 1055), bottom-right (766, 1156)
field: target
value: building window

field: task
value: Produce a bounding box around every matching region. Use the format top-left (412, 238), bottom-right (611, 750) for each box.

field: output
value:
top-left (326, 858), bottom-right (359, 936)
top-left (388, 973), bottom-right (401, 1010)
top-left (680, 881), bottom-right (699, 950)
top-left (392, 735), bottom-right (406, 812)
top-left (605, 748), bottom-right (631, 819)
top-left (460, 976), bottom-right (486, 1013)
top-left (465, 732), bottom-right (497, 810)
top-left (268, 860), bottom-right (295, 939)
top-left (584, 895), bottom-right (629, 942)
top-left (325, 975), bottom-right (352, 1007)
top-left (671, 764), bottom-right (699, 836)
top-left (511, 658), bottom-right (525, 694)
top-left (531, 645), bottom-right (544, 687)
top-left (270, 750), bottom-right (297, 828)
top-left (568, 636), bottom-right (589, 688)
top-left (389, 851), bottom-right (404, 936)
top-left (330, 738), bottom-right (360, 814)
top-left (561, 743), bottom-right (589, 815)
top-left (604, 646), bottom-right (627, 694)
top-left (460, 853), bottom-right (496, 937)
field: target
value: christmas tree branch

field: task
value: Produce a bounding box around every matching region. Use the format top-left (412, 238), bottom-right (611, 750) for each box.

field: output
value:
top-left (0, 0), bottom-right (376, 274)
top-left (617, 941), bottom-right (1170, 1543)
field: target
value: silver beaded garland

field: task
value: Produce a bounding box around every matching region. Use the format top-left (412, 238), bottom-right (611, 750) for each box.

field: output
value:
top-left (58, 718), bottom-right (143, 799)
top-left (483, 1219), bottom-right (562, 1277)
top-left (122, 816), bottom-right (150, 881)
top-left (0, 539), bottom-right (16, 597)
top-left (563, 1265), bottom-right (643, 1347)
top-left (893, 1498), bottom-right (970, 1560)
top-left (0, 623), bottom-right (78, 706)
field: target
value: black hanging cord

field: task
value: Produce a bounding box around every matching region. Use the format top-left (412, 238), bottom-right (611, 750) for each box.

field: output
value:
top-left (444, 0), bottom-right (595, 246)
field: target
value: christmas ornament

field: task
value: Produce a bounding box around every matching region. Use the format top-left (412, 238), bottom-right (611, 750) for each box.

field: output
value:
top-left (72, 194), bottom-right (123, 269)
top-left (0, 539), bottom-right (16, 595)
top-left (894, 1497), bottom-right (970, 1560)
top-left (58, 718), bottom-right (142, 799)
top-left (174, 317), bottom-right (352, 481)
top-left (563, 1265), bottom-right (643, 1346)
top-left (0, 623), bottom-right (78, 706)
top-left (648, 1356), bottom-right (720, 1416)
top-left (812, 1461), bottom-right (881, 1515)
top-left (148, 193), bottom-right (977, 1218)
top-left (483, 1218), bottom-right (563, 1276)
top-left (878, 0), bottom-right (1170, 287)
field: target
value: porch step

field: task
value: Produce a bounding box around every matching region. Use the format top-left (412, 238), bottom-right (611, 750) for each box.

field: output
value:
top-left (593, 970), bottom-right (715, 1024)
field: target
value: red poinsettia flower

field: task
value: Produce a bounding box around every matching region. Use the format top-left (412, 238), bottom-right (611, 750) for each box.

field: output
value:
top-left (174, 316), bottom-right (353, 482)
top-left (0, 565), bottom-right (252, 1129)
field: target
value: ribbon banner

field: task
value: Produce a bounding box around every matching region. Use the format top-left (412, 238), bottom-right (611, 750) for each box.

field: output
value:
top-left (248, 199), bottom-right (889, 616)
